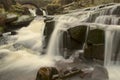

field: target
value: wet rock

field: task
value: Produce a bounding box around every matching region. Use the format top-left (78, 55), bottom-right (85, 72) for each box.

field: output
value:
top-left (84, 29), bottom-right (105, 61)
top-left (11, 31), bottom-right (17, 35)
top-left (91, 66), bottom-right (109, 80)
top-left (36, 67), bottom-right (59, 80)
top-left (6, 15), bottom-right (34, 30)
top-left (0, 32), bottom-right (2, 37)
top-left (69, 25), bottom-right (87, 43)
top-left (36, 8), bottom-right (43, 16)
top-left (6, 13), bottom-right (18, 23)
top-left (87, 29), bottom-right (105, 44)
top-left (44, 20), bottom-right (55, 49)
top-left (68, 25), bottom-right (87, 50)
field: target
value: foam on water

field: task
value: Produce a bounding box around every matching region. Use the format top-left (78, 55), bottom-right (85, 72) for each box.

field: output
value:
top-left (0, 17), bottom-right (55, 80)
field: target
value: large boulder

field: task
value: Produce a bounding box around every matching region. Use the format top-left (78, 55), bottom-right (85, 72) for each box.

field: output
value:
top-left (36, 67), bottom-right (59, 80)
top-left (91, 66), bottom-right (109, 80)
top-left (6, 15), bottom-right (34, 31)
top-left (44, 19), bottom-right (55, 49)
top-left (6, 13), bottom-right (18, 23)
top-left (84, 29), bottom-right (105, 61)
top-left (68, 25), bottom-right (88, 50)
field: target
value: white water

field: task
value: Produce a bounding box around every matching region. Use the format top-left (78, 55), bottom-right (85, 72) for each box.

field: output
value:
top-left (0, 3), bottom-right (120, 80)
top-left (0, 17), bottom-right (55, 80)
top-left (40, 8), bottom-right (47, 16)
top-left (46, 16), bottom-right (79, 58)
top-left (29, 9), bottom-right (37, 17)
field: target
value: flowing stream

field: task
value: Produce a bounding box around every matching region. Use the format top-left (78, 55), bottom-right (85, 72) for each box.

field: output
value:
top-left (0, 18), bottom-right (55, 80)
top-left (0, 3), bottom-right (120, 80)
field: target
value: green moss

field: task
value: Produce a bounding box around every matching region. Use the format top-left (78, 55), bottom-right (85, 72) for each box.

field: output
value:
top-left (0, 26), bottom-right (4, 32)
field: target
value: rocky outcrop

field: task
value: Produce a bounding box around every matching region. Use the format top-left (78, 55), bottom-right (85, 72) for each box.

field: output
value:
top-left (0, 2), bottom-right (36, 33)
top-left (44, 19), bottom-right (55, 49)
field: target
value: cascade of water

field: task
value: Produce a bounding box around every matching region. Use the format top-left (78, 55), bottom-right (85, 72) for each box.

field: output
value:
top-left (0, 17), bottom-right (55, 80)
top-left (43, 10), bottom-right (47, 16)
top-left (0, 3), bottom-right (120, 80)
top-left (29, 8), bottom-right (37, 17)
top-left (104, 31), bottom-right (115, 66)
top-left (40, 8), bottom-right (47, 17)
top-left (95, 15), bottom-right (120, 25)
top-left (112, 31), bottom-right (120, 64)
top-left (46, 16), bottom-right (79, 58)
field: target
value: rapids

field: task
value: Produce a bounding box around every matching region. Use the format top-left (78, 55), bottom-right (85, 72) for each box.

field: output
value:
top-left (0, 18), bottom-right (55, 80)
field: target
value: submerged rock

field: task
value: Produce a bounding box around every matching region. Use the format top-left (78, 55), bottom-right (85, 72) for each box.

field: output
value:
top-left (91, 66), bottom-right (109, 80)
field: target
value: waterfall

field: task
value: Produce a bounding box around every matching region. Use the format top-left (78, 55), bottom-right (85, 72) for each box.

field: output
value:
top-left (0, 17), bottom-right (55, 80)
top-left (46, 16), bottom-right (79, 58)
top-left (95, 15), bottom-right (120, 25)
top-left (104, 31), bottom-right (115, 66)
top-left (0, 3), bottom-right (120, 80)
top-left (29, 9), bottom-right (37, 17)
top-left (40, 8), bottom-right (47, 17)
